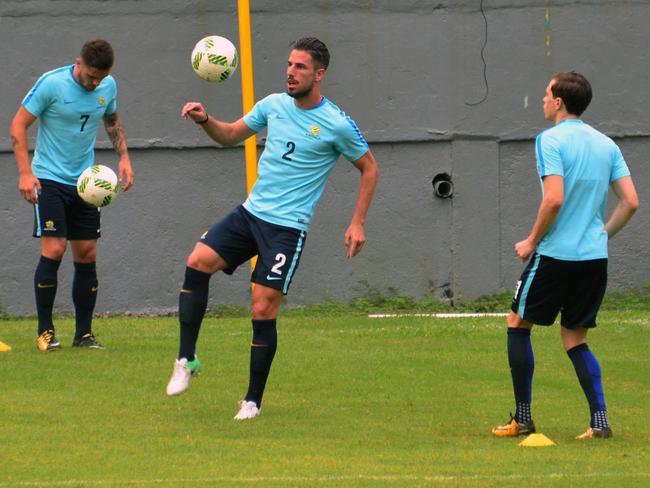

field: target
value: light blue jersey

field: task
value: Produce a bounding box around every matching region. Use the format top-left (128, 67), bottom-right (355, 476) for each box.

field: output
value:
top-left (22, 65), bottom-right (117, 185)
top-left (242, 93), bottom-right (369, 231)
top-left (535, 119), bottom-right (630, 260)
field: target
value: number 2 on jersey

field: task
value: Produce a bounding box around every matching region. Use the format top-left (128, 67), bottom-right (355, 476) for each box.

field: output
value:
top-left (282, 141), bottom-right (296, 161)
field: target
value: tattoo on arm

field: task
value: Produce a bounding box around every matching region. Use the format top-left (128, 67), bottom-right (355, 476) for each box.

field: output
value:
top-left (11, 135), bottom-right (19, 149)
top-left (104, 113), bottom-right (127, 156)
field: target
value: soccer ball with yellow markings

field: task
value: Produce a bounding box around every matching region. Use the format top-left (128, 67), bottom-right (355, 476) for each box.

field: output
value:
top-left (190, 35), bottom-right (238, 83)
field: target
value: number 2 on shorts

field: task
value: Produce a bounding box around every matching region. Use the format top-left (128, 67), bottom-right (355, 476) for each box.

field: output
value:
top-left (271, 253), bottom-right (287, 276)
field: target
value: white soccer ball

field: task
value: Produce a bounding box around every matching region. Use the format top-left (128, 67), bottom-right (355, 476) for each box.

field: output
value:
top-left (76, 165), bottom-right (119, 208)
top-left (190, 35), bottom-right (238, 82)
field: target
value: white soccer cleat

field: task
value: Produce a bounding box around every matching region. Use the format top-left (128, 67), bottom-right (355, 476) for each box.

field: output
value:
top-left (166, 357), bottom-right (201, 396)
top-left (233, 400), bottom-right (261, 420)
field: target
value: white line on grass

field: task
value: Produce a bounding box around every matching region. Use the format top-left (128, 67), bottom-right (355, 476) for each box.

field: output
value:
top-left (3, 472), bottom-right (650, 486)
top-left (368, 312), bottom-right (508, 318)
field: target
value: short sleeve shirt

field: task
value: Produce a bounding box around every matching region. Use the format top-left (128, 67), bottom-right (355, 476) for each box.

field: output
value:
top-left (535, 119), bottom-right (630, 260)
top-left (242, 93), bottom-right (369, 231)
top-left (22, 65), bottom-right (117, 185)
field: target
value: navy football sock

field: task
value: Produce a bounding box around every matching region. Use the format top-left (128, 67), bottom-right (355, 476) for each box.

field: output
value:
top-left (34, 256), bottom-right (61, 335)
top-left (244, 319), bottom-right (277, 407)
top-left (178, 267), bottom-right (211, 361)
top-left (567, 343), bottom-right (609, 429)
top-left (507, 327), bottom-right (534, 423)
top-left (72, 261), bottom-right (98, 340)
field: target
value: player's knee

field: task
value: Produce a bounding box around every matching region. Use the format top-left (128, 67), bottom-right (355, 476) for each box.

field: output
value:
top-left (72, 244), bottom-right (97, 263)
top-left (77, 249), bottom-right (97, 263)
top-left (251, 298), bottom-right (280, 320)
top-left (186, 244), bottom-right (225, 274)
top-left (506, 312), bottom-right (519, 327)
top-left (187, 251), bottom-right (215, 273)
top-left (251, 302), bottom-right (274, 320)
top-left (44, 248), bottom-right (66, 261)
top-left (507, 311), bottom-right (532, 329)
top-left (186, 252), bottom-right (202, 270)
top-left (42, 241), bottom-right (67, 261)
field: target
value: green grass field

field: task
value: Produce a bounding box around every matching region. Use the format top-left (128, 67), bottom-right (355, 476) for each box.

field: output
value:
top-left (1, 310), bottom-right (649, 487)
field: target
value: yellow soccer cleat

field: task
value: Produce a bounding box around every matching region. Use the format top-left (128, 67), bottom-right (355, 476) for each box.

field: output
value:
top-left (576, 427), bottom-right (613, 439)
top-left (492, 414), bottom-right (536, 437)
top-left (37, 330), bottom-right (61, 352)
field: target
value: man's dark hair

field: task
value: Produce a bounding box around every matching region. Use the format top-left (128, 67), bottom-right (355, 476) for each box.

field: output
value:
top-left (81, 38), bottom-right (114, 71)
top-left (551, 71), bottom-right (592, 116)
top-left (290, 37), bottom-right (330, 70)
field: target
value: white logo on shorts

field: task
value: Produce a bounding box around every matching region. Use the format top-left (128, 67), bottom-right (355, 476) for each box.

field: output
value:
top-left (513, 280), bottom-right (522, 300)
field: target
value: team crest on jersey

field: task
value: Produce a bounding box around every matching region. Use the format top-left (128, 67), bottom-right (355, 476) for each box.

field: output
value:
top-left (310, 125), bottom-right (321, 137)
top-left (98, 96), bottom-right (106, 106)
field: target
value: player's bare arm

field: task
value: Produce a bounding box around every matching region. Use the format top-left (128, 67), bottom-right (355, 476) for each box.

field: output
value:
top-left (10, 106), bottom-right (40, 203)
top-left (181, 102), bottom-right (255, 146)
top-left (605, 176), bottom-right (639, 239)
top-left (344, 150), bottom-right (379, 259)
top-left (515, 174), bottom-right (563, 262)
top-left (103, 112), bottom-right (134, 191)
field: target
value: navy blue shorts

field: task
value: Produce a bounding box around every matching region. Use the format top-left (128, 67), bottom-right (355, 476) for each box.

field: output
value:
top-left (33, 179), bottom-right (101, 240)
top-left (200, 205), bottom-right (307, 294)
top-left (511, 253), bottom-right (607, 329)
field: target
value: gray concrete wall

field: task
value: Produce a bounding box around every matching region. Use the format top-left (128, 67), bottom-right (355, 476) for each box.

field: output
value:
top-left (1, 1), bottom-right (648, 315)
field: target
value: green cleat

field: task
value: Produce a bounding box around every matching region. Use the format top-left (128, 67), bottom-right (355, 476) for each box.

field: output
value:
top-left (166, 356), bottom-right (202, 396)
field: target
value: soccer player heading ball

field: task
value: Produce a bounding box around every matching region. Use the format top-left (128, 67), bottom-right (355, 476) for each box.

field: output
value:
top-left (11, 38), bottom-right (135, 352)
top-left (492, 72), bottom-right (638, 440)
top-left (166, 37), bottom-right (379, 420)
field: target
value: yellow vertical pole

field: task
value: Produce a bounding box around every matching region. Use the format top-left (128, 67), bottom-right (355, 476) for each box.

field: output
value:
top-left (237, 0), bottom-right (258, 193)
top-left (237, 0), bottom-right (259, 276)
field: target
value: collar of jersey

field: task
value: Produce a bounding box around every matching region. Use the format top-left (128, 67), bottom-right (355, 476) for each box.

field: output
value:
top-left (293, 95), bottom-right (327, 112)
top-left (68, 64), bottom-right (86, 90)
top-left (557, 118), bottom-right (584, 126)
